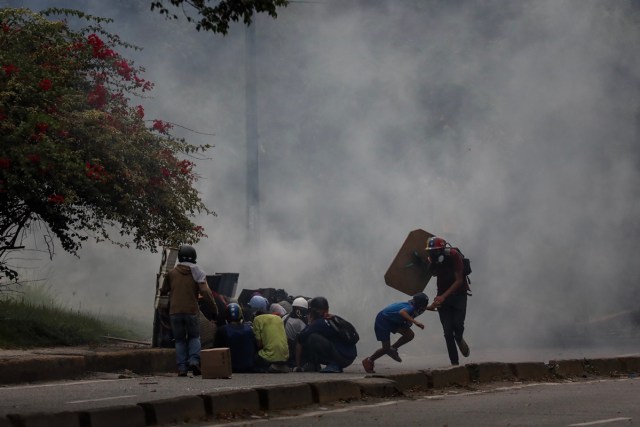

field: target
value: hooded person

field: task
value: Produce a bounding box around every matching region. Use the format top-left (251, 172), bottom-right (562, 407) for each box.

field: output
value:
top-left (295, 296), bottom-right (358, 373)
top-left (249, 295), bottom-right (290, 373)
top-left (160, 245), bottom-right (217, 376)
top-left (282, 297), bottom-right (309, 367)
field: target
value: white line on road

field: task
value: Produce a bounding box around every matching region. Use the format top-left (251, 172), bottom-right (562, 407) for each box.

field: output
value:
top-left (66, 395), bottom-right (137, 404)
top-left (568, 418), bottom-right (632, 426)
top-left (202, 400), bottom-right (401, 426)
top-left (0, 378), bottom-right (136, 391)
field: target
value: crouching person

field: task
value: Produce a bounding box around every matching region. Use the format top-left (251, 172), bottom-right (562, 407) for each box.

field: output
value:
top-left (218, 303), bottom-right (257, 373)
top-left (249, 295), bottom-right (290, 373)
top-left (295, 297), bottom-right (357, 373)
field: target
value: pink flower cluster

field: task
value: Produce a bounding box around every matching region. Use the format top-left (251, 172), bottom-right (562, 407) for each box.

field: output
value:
top-left (87, 34), bottom-right (116, 59)
top-left (152, 119), bottom-right (173, 134)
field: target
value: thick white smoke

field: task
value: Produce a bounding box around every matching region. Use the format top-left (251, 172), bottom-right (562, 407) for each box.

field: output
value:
top-left (6, 1), bottom-right (640, 358)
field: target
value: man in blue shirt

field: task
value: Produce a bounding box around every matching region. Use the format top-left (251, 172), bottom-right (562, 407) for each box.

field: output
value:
top-left (361, 292), bottom-right (429, 374)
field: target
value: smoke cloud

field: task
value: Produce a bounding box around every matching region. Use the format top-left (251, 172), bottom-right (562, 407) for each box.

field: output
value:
top-left (6, 0), bottom-right (640, 357)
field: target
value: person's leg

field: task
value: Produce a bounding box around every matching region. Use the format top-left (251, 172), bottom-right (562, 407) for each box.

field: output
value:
top-left (306, 333), bottom-right (334, 366)
top-left (170, 314), bottom-right (188, 374)
top-left (306, 333), bottom-right (349, 371)
top-left (391, 327), bottom-right (415, 350)
top-left (451, 294), bottom-right (469, 357)
top-left (185, 314), bottom-right (202, 373)
top-left (438, 305), bottom-right (459, 365)
top-left (368, 341), bottom-right (390, 362)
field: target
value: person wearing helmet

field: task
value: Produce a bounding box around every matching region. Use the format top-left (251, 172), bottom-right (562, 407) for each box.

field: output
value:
top-left (217, 303), bottom-right (257, 373)
top-left (295, 296), bottom-right (358, 373)
top-left (425, 236), bottom-right (470, 366)
top-left (250, 295), bottom-right (290, 373)
top-left (270, 303), bottom-right (287, 317)
top-left (361, 292), bottom-right (428, 374)
top-left (160, 245), bottom-right (217, 376)
top-left (282, 297), bottom-right (309, 367)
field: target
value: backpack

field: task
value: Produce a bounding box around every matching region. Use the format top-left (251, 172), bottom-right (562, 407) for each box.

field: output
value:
top-left (326, 315), bottom-right (360, 345)
top-left (444, 247), bottom-right (473, 295)
top-left (444, 247), bottom-right (472, 277)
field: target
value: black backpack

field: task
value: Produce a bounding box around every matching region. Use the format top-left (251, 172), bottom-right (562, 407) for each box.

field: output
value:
top-left (444, 246), bottom-right (472, 295)
top-left (326, 315), bottom-right (360, 345)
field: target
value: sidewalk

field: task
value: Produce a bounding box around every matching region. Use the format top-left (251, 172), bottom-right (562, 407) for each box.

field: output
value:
top-left (1, 345), bottom-right (638, 427)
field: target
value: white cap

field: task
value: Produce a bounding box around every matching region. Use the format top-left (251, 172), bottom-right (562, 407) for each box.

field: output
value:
top-left (292, 297), bottom-right (308, 309)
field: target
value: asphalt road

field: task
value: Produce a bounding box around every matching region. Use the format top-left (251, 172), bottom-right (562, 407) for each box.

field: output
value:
top-left (1, 344), bottom-right (638, 418)
top-left (198, 377), bottom-right (640, 427)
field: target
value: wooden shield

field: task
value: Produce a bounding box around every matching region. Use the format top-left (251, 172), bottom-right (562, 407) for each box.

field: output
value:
top-left (384, 229), bottom-right (435, 296)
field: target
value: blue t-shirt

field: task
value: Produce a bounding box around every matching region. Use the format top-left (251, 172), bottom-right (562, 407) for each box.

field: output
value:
top-left (380, 302), bottom-right (416, 328)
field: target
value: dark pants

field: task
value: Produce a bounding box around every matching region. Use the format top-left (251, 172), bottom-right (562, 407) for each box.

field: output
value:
top-left (303, 333), bottom-right (350, 368)
top-left (437, 293), bottom-right (467, 365)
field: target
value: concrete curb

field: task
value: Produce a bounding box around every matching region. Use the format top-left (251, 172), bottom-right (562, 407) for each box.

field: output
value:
top-left (348, 377), bottom-right (400, 397)
top-left (0, 349), bottom-right (175, 386)
top-left (255, 383), bottom-right (314, 411)
top-left (138, 396), bottom-right (207, 426)
top-left (308, 379), bottom-right (363, 404)
top-left (79, 405), bottom-right (147, 427)
top-left (1, 356), bottom-right (638, 426)
top-left (0, 355), bottom-right (86, 384)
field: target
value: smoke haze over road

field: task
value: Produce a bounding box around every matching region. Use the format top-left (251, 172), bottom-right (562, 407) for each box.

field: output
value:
top-left (6, 0), bottom-right (640, 355)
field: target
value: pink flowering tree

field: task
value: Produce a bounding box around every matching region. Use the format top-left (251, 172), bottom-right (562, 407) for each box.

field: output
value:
top-left (0, 8), bottom-right (213, 284)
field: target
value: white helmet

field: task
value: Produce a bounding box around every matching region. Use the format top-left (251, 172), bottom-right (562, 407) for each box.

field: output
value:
top-left (292, 297), bottom-right (308, 309)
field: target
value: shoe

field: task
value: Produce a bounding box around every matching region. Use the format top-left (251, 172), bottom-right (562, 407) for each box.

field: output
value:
top-left (267, 363), bottom-right (290, 373)
top-left (301, 362), bottom-right (321, 372)
top-left (457, 338), bottom-right (470, 357)
top-left (188, 364), bottom-right (201, 376)
top-left (178, 370), bottom-right (188, 377)
top-left (320, 364), bottom-right (343, 373)
top-left (362, 357), bottom-right (375, 374)
top-left (387, 348), bottom-right (402, 362)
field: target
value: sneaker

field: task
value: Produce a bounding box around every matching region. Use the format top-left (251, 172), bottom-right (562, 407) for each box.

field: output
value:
top-left (387, 347), bottom-right (402, 362)
top-left (177, 370), bottom-right (188, 377)
top-left (267, 363), bottom-right (290, 373)
top-left (188, 364), bottom-right (201, 376)
top-left (362, 357), bottom-right (375, 374)
top-left (457, 338), bottom-right (470, 357)
top-left (320, 364), bottom-right (343, 373)
top-left (301, 362), bottom-right (321, 372)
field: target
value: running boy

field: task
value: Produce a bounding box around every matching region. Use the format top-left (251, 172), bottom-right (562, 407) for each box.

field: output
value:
top-left (361, 292), bottom-right (429, 374)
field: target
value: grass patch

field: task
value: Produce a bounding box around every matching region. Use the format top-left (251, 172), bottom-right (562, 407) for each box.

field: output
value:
top-left (0, 284), bottom-right (149, 348)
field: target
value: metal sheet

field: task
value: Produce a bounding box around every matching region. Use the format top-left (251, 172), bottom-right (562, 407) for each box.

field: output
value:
top-left (384, 229), bottom-right (434, 296)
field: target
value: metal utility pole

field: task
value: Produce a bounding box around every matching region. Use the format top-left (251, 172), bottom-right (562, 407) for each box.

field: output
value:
top-left (245, 22), bottom-right (259, 246)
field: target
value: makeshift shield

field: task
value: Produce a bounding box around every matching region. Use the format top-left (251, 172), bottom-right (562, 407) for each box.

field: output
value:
top-left (384, 229), bottom-right (434, 296)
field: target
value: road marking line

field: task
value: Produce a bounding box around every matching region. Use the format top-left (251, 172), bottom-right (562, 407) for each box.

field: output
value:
top-left (66, 395), bottom-right (137, 404)
top-left (0, 378), bottom-right (136, 391)
top-left (568, 418), bottom-right (632, 426)
top-left (202, 400), bottom-right (401, 426)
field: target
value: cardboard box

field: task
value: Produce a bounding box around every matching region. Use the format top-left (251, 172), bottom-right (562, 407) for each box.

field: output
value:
top-left (201, 348), bottom-right (232, 379)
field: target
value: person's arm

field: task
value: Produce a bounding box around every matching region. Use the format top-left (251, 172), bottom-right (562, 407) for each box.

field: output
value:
top-left (295, 341), bottom-right (303, 369)
top-left (433, 251), bottom-right (465, 306)
top-left (198, 282), bottom-right (218, 317)
top-left (399, 308), bottom-right (424, 329)
top-left (253, 317), bottom-right (264, 349)
top-left (433, 270), bottom-right (463, 306)
top-left (160, 275), bottom-right (170, 296)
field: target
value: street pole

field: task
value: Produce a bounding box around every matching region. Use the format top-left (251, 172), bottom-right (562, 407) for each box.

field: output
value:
top-left (245, 21), bottom-right (260, 248)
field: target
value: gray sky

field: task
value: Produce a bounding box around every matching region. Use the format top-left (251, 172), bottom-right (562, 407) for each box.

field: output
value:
top-left (6, 0), bottom-right (640, 355)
